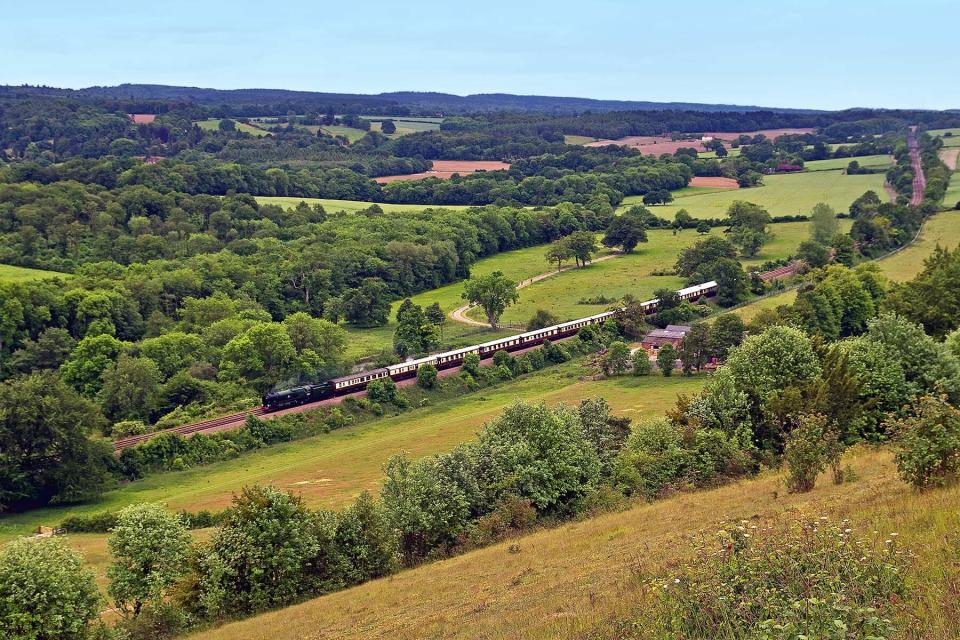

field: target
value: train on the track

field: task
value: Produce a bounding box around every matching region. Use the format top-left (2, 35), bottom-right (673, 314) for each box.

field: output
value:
top-left (261, 280), bottom-right (718, 412)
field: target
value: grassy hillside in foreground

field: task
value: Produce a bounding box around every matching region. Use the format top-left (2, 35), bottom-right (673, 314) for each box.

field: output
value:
top-left (0, 263), bottom-right (69, 282)
top-left (185, 447), bottom-right (960, 640)
top-left (874, 209), bottom-right (960, 281)
top-left (622, 169), bottom-right (888, 219)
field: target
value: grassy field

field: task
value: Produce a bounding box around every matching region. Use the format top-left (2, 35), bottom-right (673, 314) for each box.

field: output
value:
top-left (194, 119), bottom-right (270, 137)
top-left (563, 134), bottom-right (599, 145)
top-left (0, 263), bottom-right (69, 282)
top-left (186, 446), bottom-right (960, 640)
top-left (944, 170), bottom-right (960, 209)
top-left (470, 220), bottom-right (850, 326)
top-left (928, 128), bottom-right (960, 147)
top-left (624, 169), bottom-right (888, 220)
top-left (698, 147), bottom-right (741, 158)
top-left (874, 209), bottom-right (960, 281)
top-left (364, 117), bottom-right (441, 136)
top-left (803, 154), bottom-right (893, 171)
top-left (319, 125), bottom-right (368, 143)
top-left (254, 196), bottom-right (470, 215)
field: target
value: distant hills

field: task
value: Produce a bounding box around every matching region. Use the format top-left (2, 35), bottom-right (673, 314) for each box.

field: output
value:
top-left (0, 83), bottom-right (827, 115)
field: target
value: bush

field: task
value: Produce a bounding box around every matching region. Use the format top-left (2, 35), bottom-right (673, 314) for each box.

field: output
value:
top-left (461, 352), bottom-right (481, 377)
top-left (641, 518), bottom-right (907, 639)
top-left (890, 393), bottom-right (960, 489)
top-left (415, 363), bottom-right (438, 389)
top-left (60, 511), bottom-right (119, 533)
top-left (365, 378), bottom-right (408, 408)
top-left (0, 537), bottom-right (102, 640)
top-left (782, 413), bottom-right (831, 493)
top-left (491, 349), bottom-right (513, 370)
top-left (632, 349), bottom-right (652, 376)
top-left (657, 344), bottom-right (677, 376)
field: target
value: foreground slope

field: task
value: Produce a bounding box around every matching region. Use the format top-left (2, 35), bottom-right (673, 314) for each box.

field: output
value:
top-left (186, 448), bottom-right (959, 640)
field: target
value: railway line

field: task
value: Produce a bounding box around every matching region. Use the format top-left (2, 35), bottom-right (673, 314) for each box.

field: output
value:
top-left (109, 256), bottom-right (841, 452)
top-left (908, 126), bottom-right (926, 206)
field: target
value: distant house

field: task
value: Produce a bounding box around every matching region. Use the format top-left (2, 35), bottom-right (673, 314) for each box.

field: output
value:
top-left (641, 324), bottom-right (692, 352)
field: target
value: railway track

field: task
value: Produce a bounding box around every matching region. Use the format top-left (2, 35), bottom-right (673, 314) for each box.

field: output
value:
top-left (112, 407), bottom-right (266, 451)
top-left (908, 126), bottom-right (926, 206)
top-left (109, 263), bottom-right (811, 452)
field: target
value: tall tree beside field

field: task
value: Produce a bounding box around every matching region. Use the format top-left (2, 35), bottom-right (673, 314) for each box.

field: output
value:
top-left (545, 238), bottom-right (573, 271)
top-left (602, 209), bottom-right (648, 253)
top-left (380, 120), bottom-right (397, 134)
top-left (0, 372), bottom-right (110, 511)
top-left (810, 202), bottom-right (839, 245)
top-left (462, 271), bottom-right (519, 329)
top-left (566, 230), bottom-right (598, 267)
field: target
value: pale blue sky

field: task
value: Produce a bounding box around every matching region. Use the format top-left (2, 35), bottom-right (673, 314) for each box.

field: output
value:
top-left (3, 0), bottom-right (957, 110)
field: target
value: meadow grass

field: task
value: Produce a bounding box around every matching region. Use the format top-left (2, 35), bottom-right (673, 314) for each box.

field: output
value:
top-left (928, 128), bottom-right (960, 147)
top-left (319, 125), bottom-right (368, 143)
top-left (803, 154), bottom-right (892, 171)
top-left (624, 169), bottom-right (888, 219)
top-left (874, 209), bottom-right (960, 281)
top-left (194, 119), bottom-right (270, 137)
top-left (254, 196), bottom-right (470, 215)
top-left (472, 220), bottom-right (850, 326)
top-left (563, 134), bottom-right (598, 145)
top-left (943, 167), bottom-right (960, 209)
top-left (0, 263), bottom-right (69, 283)
top-left (184, 446), bottom-right (960, 640)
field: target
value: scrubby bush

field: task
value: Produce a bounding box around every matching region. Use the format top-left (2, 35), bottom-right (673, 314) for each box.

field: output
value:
top-left (632, 349), bottom-right (652, 375)
top-left (782, 413), bottom-right (831, 493)
top-left (0, 537), bottom-right (102, 640)
top-left (601, 341), bottom-right (631, 376)
top-left (891, 393), bottom-right (960, 489)
top-left (415, 363), bottom-right (438, 389)
top-left (641, 518), bottom-right (908, 639)
top-left (365, 378), bottom-right (408, 408)
top-left (461, 352), bottom-right (481, 377)
top-left (657, 344), bottom-right (677, 376)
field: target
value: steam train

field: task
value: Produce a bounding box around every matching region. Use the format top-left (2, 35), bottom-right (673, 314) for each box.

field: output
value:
top-left (261, 280), bottom-right (718, 412)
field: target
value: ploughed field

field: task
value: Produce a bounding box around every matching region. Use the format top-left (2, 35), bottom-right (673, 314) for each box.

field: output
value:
top-left (374, 160), bottom-right (512, 184)
top-left (585, 128), bottom-right (816, 156)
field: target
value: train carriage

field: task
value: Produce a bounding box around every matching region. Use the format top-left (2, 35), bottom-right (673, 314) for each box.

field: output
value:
top-left (262, 280), bottom-right (718, 412)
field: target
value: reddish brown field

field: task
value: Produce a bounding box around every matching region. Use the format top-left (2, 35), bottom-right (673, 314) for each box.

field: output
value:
top-left (127, 114), bottom-right (156, 124)
top-left (702, 128), bottom-right (816, 141)
top-left (689, 176), bottom-right (739, 188)
top-left (375, 160), bottom-right (511, 184)
top-left (585, 128), bottom-right (816, 156)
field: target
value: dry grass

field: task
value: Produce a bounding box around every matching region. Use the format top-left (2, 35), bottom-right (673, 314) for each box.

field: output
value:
top-left (186, 447), bottom-right (960, 640)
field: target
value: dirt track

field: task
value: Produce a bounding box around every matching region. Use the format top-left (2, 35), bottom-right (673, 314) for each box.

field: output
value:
top-left (449, 252), bottom-right (622, 327)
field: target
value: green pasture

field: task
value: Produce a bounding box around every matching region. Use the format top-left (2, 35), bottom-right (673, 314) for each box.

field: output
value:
top-left (928, 128), bottom-right (960, 147)
top-left (466, 220), bottom-right (842, 326)
top-left (626, 169), bottom-right (888, 220)
top-left (319, 125), bottom-right (368, 143)
top-left (254, 196), bottom-right (470, 215)
top-left (0, 263), bottom-right (69, 283)
top-left (943, 169), bottom-right (960, 209)
top-left (803, 154), bottom-right (893, 171)
top-left (194, 118), bottom-right (270, 137)
top-left (875, 210), bottom-right (960, 281)
top-left (564, 135), bottom-right (599, 145)
top-left (698, 147), bottom-right (741, 159)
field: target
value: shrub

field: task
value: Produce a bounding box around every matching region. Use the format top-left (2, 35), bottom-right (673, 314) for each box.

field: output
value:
top-left (890, 393), bottom-right (960, 489)
top-left (632, 350), bottom-right (652, 376)
top-left (601, 341), bottom-right (631, 376)
top-left (657, 344), bottom-right (677, 376)
top-left (365, 378), bottom-right (407, 408)
top-left (782, 413), bottom-right (831, 493)
top-left (461, 352), bottom-right (481, 377)
top-left (0, 537), bottom-right (102, 640)
top-left (415, 363), bottom-right (438, 389)
top-left (642, 518), bottom-right (907, 639)
top-left (491, 349), bottom-right (513, 370)
top-left (60, 511), bottom-right (119, 533)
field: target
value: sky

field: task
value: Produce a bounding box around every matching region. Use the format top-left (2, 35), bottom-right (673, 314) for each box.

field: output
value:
top-left (2, 0), bottom-right (957, 111)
